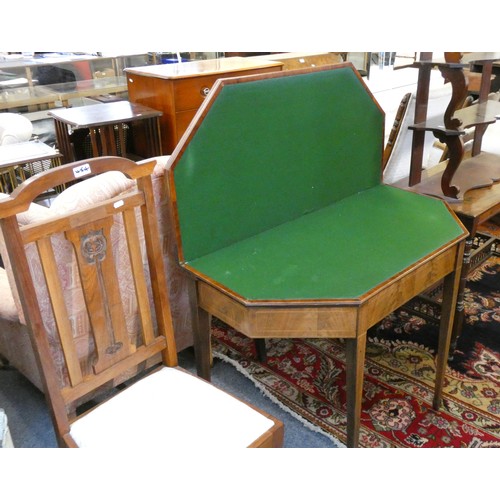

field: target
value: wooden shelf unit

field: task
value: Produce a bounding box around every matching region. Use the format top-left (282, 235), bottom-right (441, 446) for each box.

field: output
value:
top-left (407, 53), bottom-right (500, 200)
top-left (397, 52), bottom-right (500, 352)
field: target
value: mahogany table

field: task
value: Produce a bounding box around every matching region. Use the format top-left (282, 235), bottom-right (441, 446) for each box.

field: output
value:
top-left (168, 64), bottom-right (468, 447)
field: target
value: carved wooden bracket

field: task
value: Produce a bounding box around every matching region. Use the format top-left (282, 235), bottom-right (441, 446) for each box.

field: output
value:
top-left (432, 129), bottom-right (464, 198)
top-left (439, 65), bottom-right (468, 131)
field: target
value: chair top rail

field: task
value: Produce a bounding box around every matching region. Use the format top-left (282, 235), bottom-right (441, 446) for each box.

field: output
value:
top-left (0, 156), bottom-right (155, 217)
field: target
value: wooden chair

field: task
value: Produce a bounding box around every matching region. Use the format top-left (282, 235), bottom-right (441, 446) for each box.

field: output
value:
top-left (0, 156), bottom-right (283, 448)
top-left (382, 92), bottom-right (412, 170)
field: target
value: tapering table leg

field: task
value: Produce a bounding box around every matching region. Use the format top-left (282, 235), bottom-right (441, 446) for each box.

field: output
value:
top-left (345, 331), bottom-right (367, 448)
top-left (434, 243), bottom-right (464, 408)
top-left (190, 280), bottom-right (212, 381)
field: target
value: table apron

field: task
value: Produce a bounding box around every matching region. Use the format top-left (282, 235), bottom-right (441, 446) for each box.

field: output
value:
top-left (196, 243), bottom-right (461, 339)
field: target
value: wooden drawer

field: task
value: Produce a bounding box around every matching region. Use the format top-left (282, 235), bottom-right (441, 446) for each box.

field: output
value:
top-left (174, 74), bottom-right (228, 111)
top-left (173, 67), bottom-right (279, 111)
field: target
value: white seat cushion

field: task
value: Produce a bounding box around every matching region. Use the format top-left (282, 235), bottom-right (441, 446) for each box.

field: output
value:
top-left (70, 367), bottom-right (275, 448)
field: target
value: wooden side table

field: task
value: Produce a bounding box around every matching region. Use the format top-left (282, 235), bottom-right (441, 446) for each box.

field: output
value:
top-left (0, 141), bottom-right (62, 193)
top-left (125, 57), bottom-right (284, 154)
top-left (49, 101), bottom-right (162, 163)
top-left (403, 162), bottom-right (500, 350)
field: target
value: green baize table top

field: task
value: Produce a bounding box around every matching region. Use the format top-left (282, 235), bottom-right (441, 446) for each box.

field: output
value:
top-left (186, 184), bottom-right (464, 302)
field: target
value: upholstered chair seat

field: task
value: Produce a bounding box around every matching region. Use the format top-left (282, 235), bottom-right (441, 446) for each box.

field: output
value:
top-left (70, 366), bottom-right (276, 448)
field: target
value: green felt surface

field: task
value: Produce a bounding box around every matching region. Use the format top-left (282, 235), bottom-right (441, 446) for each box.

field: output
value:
top-left (187, 185), bottom-right (463, 300)
top-left (173, 66), bottom-right (384, 262)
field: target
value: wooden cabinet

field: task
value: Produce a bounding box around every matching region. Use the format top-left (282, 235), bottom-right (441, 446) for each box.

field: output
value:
top-left (124, 57), bottom-right (283, 154)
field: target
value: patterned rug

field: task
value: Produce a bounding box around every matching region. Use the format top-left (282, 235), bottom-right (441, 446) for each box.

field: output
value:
top-left (211, 221), bottom-right (500, 448)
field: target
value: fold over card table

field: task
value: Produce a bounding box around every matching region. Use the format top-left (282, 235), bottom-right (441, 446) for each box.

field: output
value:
top-left (168, 63), bottom-right (468, 447)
